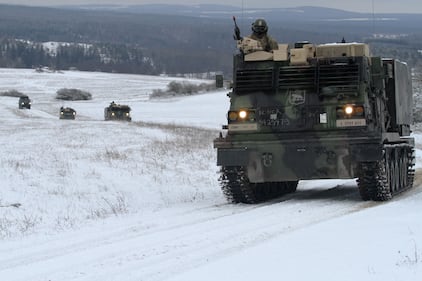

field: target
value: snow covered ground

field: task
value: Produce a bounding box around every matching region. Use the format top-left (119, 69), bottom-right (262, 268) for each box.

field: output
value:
top-left (0, 68), bottom-right (421, 281)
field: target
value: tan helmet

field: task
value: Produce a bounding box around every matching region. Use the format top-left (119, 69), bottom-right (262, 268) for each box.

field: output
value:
top-left (252, 18), bottom-right (268, 35)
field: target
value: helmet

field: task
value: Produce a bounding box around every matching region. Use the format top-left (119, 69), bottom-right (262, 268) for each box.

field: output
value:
top-left (252, 19), bottom-right (268, 35)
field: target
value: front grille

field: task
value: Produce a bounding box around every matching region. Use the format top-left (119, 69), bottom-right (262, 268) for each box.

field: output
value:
top-left (318, 64), bottom-right (360, 92)
top-left (235, 62), bottom-right (360, 94)
top-left (279, 66), bottom-right (316, 89)
top-left (235, 68), bottom-right (273, 92)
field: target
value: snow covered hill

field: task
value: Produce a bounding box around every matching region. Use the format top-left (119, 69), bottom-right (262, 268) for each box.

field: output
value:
top-left (0, 68), bottom-right (421, 281)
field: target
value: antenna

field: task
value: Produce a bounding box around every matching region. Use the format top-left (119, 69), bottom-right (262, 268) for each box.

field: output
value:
top-left (371, 0), bottom-right (375, 37)
top-left (241, 0), bottom-right (244, 32)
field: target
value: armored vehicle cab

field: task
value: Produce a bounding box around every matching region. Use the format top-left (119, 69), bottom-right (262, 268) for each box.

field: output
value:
top-left (214, 37), bottom-right (415, 203)
top-left (104, 102), bottom-right (131, 121)
top-left (18, 96), bottom-right (31, 109)
top-left (60, 107), bottom-right (76, 120)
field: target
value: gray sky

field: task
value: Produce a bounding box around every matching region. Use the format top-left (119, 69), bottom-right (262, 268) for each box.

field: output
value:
top-left (0, 0), bottom-right (422, 14)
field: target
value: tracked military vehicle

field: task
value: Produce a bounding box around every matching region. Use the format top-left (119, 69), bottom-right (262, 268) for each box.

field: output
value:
top-left (59, 107), bottom-right (76, 120)
top-left (214, 35), bottom-right (415, 204)
top-left (18, 96), bottom-right (31, 109)
top-left (104, 102), bottom-right (132, 121)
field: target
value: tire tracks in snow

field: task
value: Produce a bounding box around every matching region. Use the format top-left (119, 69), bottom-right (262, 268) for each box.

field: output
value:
top-left (0, 181), bottom-right (391, 281)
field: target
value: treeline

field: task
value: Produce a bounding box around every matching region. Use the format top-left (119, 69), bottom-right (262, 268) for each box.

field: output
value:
top-left (0, 5), bottom-right (234, 75)
top-left (367, 34), bottom-right (422, 71)
top-left (0, 38), bottom-right (159, 74)
top-left (0, 37), bottom-right (233, 75)
top-left (2, 36), bottom-right (420, 76)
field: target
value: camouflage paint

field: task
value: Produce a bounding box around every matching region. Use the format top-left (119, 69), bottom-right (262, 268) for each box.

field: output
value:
top-left (215, 44), bottom-right (413, 184)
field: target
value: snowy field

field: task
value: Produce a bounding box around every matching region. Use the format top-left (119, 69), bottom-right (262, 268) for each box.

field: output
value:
top-left (0, 68), bottom-right (421, 281)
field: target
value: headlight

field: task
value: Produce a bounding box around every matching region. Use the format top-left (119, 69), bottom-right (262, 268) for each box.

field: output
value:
top-left (238, 110), bottom-right (247, 119)
top-left (354, 106), bottom-right (364, 116)
top-left (337, 105), bottom-right (365, 118)
top-left (228, 111), bottom-right (238, 121)
top-left (227, 109), bottom-right (255, 123)
top-left (345, 106), bottom-right (353, 115)
top-left (73, 112), bottom-right (76, 115)
top-left (111, 112), bottom-right (115, 116)
top-left (126, 113), bottom-right (129, 116)
top-left (60, 112), bottom-right (64, 115)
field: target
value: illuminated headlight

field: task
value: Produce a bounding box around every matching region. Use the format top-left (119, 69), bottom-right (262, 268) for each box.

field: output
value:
top-left (126, 113), bottom-right (129, 116)
top-left (60, 112), bottom-right (64, 115)
top-left (345, 106), bottom-right (353, 115)
top-left (238, 110), bottom-right (247, 119)
top-left (336, 105), bottom-right (365, 119)
top-left (111, 112), bottom-right (115, 116)
top-left (73, 112), bottom-right (76, 115)
top-left (227, 109), bottom-right (256, 123)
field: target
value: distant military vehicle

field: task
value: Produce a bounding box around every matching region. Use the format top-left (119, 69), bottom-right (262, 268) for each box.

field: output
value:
top-left (59, 107), bottom-right (76, 120)
top-left (214, 30), bottom-right (415, 203)
top-left (18, 96), bottom-right (31, 109)
top-left (104, 101), bottom-right (131, 121)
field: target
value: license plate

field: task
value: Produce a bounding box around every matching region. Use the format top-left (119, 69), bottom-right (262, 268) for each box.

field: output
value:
top-left (228, 123), bottom-right (258, 131)
top-left (336, 119), bottom-right (366, 127)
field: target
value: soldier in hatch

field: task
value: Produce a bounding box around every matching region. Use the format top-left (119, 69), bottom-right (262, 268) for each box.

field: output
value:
top-left (249, 18), bottom-right (278, 52)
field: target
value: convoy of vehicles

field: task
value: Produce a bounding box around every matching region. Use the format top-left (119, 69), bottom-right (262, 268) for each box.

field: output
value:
top-left (14, 97), bottom-right (132, 122)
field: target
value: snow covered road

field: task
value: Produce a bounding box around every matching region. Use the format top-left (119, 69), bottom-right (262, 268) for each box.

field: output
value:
top-left (0, 181), bottom-right (398, 281)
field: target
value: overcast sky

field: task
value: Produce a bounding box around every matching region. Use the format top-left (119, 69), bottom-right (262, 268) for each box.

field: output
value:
top-left (0, 0), bottom-right (422, 14)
